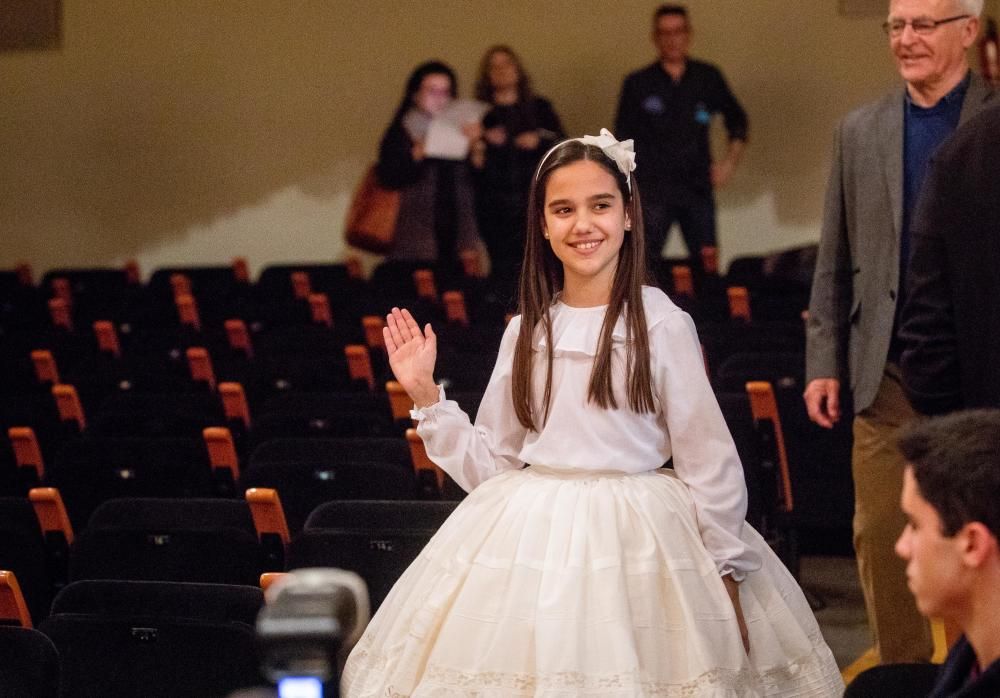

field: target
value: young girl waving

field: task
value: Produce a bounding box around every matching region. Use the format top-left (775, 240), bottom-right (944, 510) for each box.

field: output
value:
top-left (342, 130), bottom-right (843, 696)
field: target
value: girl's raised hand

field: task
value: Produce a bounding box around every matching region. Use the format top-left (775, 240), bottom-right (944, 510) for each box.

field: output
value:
top-left (383, 307), bottom-right (440, 407)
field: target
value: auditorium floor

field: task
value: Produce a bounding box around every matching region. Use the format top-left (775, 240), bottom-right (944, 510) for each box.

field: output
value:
top-left (800, 555), bottom-right (871, 670)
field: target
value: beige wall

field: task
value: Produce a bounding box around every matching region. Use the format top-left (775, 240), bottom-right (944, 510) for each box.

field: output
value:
top-left (0, 1), bottom-right (992, 278)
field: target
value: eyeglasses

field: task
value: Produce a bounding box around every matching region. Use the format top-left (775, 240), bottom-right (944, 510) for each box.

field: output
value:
top-left (882, 14), bottom-right (970, 37)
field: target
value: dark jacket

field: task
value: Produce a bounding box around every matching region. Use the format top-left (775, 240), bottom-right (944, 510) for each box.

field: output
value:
top-left (376, 118), bottom-right (480, 264)
top-left (930, 636), bottom-right (1000, 697)
top-left (806, 74), bottom-right (993, 413)
top-left (477, 95), bottom-right (563, 208)
top-left (900, 101), bottom-right (1000, 414)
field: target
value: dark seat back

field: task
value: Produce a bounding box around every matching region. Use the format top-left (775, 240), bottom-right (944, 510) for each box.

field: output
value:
top-left (304, 499), bottom-right (458, 531)
top-left (0, 498), bottom-right (57, 624)
top-left (0, 626), bottom-right (60, 698)
top-left (288, 528), bottom-right (435, 612)
top-left (49, 437), bottom-right (215, 530)
top-left (70, 498), bottom-right (265, 586)
top-left (88, 392), bottom-right (225, 439)
top-left (715, 351), bottom-right (854, 552)
top-left (49, 578), bottom-right (263, 626)
top-left (242, 438), bottom-right (417, 532)
top-left (252, 392), bottom-right (395, 441)
top-left (715, 393), bottom-right (766, 532)
top-left (290, 499), bottom-right (457, 610)
top-left (40, 580), bottom-right (262, 698)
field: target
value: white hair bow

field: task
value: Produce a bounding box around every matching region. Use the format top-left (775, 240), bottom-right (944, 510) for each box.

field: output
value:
top-left (578, 128), bottom-right (637, 191)
top-left (534, 128), bottom-right (638, 193)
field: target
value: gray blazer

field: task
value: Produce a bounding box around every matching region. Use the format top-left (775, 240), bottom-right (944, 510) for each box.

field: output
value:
top-left (805, 73), bottom-right (993, 413)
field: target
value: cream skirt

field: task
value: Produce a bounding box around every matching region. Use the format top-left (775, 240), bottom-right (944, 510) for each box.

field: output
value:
top-left (341, 466), bottom-right (844, 697)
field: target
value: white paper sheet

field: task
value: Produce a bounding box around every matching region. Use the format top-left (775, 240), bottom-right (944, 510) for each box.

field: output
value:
top-left (424, 99), bottom-right (490, 160)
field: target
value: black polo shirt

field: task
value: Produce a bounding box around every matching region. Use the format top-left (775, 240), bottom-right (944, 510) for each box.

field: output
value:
top-left (614, 60), bottom-right (748, 200)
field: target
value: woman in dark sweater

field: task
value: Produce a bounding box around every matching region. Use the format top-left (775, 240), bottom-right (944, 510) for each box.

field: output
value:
top-left (377, 61), bottom-right (482, 279)
top-left (472, 46), bottom-right (564, 301)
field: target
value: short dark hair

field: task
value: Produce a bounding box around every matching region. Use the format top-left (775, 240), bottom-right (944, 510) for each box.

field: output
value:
top-left (653, 4), bottom-right (689, 23)
top-left (898, 409), bottom-right (1000, 539)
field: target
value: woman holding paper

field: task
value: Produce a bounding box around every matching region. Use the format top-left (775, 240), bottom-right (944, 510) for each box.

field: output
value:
top-left (472, 46), bottom-right (564, 300)
top-left (376, 61), bottom-right (484, 278)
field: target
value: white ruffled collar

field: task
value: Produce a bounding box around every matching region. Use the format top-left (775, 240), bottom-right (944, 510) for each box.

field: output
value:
top-left (528, 287), bottom-right (678, 356)
top-left (532, 300), bottom-right (628, 356)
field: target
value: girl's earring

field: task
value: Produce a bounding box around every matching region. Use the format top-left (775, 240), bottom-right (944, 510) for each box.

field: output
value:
top-left (543, 232), bottom-right (550, 239)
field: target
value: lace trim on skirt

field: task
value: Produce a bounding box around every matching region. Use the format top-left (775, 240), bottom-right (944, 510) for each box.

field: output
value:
top-left (345, 633), bottom-right (841, 696)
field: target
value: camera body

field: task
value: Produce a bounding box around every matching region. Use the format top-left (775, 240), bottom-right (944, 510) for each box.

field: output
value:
top-left (233, 569), bottom-right (369, 698)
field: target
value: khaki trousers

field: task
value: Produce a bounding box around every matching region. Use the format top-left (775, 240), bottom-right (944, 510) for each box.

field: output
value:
top-left (852, 364), bottom-right (933, 663)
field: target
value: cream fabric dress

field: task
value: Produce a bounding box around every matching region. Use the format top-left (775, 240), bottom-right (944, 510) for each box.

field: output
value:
top-left (342, 287), bottom-right (843, 696)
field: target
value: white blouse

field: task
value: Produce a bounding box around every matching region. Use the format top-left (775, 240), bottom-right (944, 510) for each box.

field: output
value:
top-left (412, 285), bottom-right (761, 580)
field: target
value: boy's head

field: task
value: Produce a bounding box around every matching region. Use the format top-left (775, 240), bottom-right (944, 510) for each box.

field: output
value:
top-left (895, 409), bottom-right (1000, 620)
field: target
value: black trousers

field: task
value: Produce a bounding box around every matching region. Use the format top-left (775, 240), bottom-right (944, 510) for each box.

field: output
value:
top-left (642, 193), bottom-right (717, 268)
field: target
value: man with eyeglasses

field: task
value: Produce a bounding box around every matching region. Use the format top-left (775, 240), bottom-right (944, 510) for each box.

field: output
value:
top-left (806, 0), bottom-right (993, 665)
top-left (614, 3), bottom-right (747, 271)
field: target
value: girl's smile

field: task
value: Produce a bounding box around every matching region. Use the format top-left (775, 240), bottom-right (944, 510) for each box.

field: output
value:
top-left (542, 159), bottom-right (630, 304)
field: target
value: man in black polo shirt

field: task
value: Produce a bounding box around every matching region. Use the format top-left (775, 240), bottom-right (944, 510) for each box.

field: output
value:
top-left (614, 3), bottom-right (747, 268)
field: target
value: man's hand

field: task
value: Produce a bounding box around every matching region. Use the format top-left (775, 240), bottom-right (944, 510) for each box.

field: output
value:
top-left (712, 139), bottom-right (745, 188)
top-left (803, 378), bottom-right (842, 429)
top-left (711, 158), bottom-right (736, 188)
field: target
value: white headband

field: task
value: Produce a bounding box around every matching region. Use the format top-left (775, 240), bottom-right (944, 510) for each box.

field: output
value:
top-left (536, 128), bottom-right (637, 192)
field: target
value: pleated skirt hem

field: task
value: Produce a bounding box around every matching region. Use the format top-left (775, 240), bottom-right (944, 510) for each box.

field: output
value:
top-left (342, 467), bottom-right (844, 697)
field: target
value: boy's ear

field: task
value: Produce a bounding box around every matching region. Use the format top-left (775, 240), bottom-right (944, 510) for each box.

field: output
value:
top-left (959, 521), bottom-right (999, 568)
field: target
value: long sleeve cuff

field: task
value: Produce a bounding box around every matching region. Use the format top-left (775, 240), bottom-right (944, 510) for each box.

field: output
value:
top-left (409, 385), bottom-right (447, 421)
top-left (702, 521), bottom-right (762, 583)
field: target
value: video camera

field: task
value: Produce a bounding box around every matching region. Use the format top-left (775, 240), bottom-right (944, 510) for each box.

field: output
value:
top-left (230, 569), bottom-right (369, 698)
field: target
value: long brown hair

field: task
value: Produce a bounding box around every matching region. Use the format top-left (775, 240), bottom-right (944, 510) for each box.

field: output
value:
top-left (512, 140), bottom-right (654, 431)
top-left (474, 45), bottom-right (534, 104)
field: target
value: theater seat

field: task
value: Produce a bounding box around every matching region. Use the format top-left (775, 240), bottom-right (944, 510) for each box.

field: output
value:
top-left (0, 626), bottom-right (60, 698)
top-left (288, 499), bottom-right (457, 612)
top-left (240, 437), bottom-right (417, 532)
top-left (0, 501), bottom-right (49, 622)
top-left (69, 498), bottom-right (268, 586)
top-left (40, 579), bottom-right (262, 698)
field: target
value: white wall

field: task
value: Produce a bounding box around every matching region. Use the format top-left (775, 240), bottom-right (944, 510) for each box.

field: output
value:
top-left (0, 1), bottom-right (992, 278)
